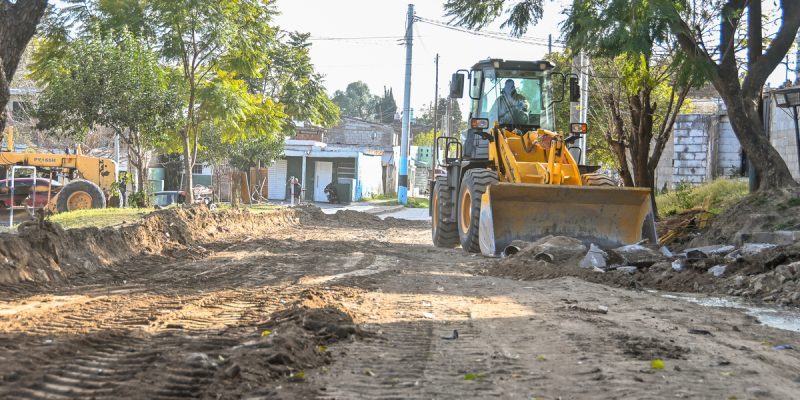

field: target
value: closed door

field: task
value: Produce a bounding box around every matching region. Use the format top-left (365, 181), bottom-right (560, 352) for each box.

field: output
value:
top-left (314, 161), bottom-right (333, 202)
top-left (267, 160), bottom-right (287, 200)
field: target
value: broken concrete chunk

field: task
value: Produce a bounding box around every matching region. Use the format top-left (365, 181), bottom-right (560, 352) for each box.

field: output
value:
top-left (579, 243), bottom-right (607, 269)
top-left (708, 265), bottom-right (727, 277)
top-left (509, 236), bottom-right (587, 262)
top-left (615, 266), bottom-right (638, 274)
top-left (736, 231), bottom-right (800, 246)
top-left (610, 244), bottom-right (665, 267)
top-left (659, 246), bottom-right (673, 257)
top-left (671, 260), bottom-right (684, 272)
top-left (740, 243), bottom-right (778, 256)
top-left (683, 245), bottom-right (736, 258)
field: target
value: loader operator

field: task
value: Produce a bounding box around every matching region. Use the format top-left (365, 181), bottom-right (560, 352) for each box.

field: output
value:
top-left (498, 79), bottom-right (529, 125)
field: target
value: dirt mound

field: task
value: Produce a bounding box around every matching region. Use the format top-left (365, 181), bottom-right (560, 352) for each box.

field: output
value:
top-left (687, 187), bottom-right (800, 248)
top-left (207, 296), bottom-right (371, 399)
top-left (299, 206), bottom-right (429, 229)
top-left (0, 205), bottom-right (300, 287)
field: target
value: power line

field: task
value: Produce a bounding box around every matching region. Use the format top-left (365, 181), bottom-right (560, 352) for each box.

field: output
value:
top-left (413, 16), bottom-right (566, 49)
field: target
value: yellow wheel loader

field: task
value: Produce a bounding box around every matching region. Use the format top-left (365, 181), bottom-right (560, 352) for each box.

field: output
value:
top-left (430, 59), bottom-right (656, 256)
top-left (1, 127), bottom-right (117, 213)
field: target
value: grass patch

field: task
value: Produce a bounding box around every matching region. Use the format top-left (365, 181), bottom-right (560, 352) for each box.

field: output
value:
top-left (49, 207), bottom-right (151, 229)
top-left (406, 197), bottom-right (429, 208)
top-left (656, 178), bottom-right (748, 216)
top-left (360, 193), bottom-right (397, 203)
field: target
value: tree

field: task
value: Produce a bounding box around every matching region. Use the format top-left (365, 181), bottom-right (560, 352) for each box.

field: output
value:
top-left (151, 0), bottom-right (280, 202)
top-left (412, 129), bottom-right (434, 147)
top-left (254, 31), bottom-right (339, 131)
top-left (33, 30), bottom-right (183, 194)
top-left (332, 81), bottom-right (379, 120)
top-left (0, 0), bottom-right (48, 135)
top-left (375, 87), bottom-right (397, 123)
top-left (659, 0), bottom-right (800, 189)
top-left (416, 97), bottom-right (465, 135)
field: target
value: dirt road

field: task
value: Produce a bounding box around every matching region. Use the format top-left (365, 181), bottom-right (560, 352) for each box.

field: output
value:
top-left (0, 209), bottom-right (798, 399)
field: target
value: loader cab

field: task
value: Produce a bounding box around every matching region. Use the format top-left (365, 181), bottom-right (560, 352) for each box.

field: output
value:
top-left (450, 59), bottom-right (557, 160)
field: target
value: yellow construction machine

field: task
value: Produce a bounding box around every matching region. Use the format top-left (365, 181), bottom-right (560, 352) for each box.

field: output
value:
top-left (430, 59), bottom-right (656, 256)
top-left (1, 126), bottom-right (117, 213)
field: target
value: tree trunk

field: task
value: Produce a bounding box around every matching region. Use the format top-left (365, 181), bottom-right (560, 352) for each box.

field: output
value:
top-left (713, 75), bottom-right (798, 189)
top-left (0, 0), bottom-right (48, 134)
top-left (181, 128), bottom-right (194, 202)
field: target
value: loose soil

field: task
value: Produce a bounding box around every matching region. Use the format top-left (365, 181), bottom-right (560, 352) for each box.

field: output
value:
top-left (0, 205), bottom-right (797, 399)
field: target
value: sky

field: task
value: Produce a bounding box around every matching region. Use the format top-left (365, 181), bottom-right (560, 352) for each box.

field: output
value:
top-left (274, 0), bottom-right (796, 119)
top-left (273, 0), bottom-right (574, 117)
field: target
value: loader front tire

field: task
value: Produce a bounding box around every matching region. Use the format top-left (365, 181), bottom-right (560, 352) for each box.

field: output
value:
top-left (458, 169), bottom-right (498, 253)
top-left (582, 173), bottom-right (617, 186)
top-left (56, 180), bottom-right (106, 212)
top-left (432, 176), bottom-right (459, 248)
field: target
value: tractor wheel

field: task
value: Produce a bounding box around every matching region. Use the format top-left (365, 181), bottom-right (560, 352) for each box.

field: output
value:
top-left (457, 169), bottom-right (498, 253)
top-left (432, 176), bottom-right (459, 248)
top-left (582, 173), bottom-right (617, 186)
top-left (56, 180), bottom-right (106, 213)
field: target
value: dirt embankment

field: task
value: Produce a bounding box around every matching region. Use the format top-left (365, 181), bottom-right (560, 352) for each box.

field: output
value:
top-left (0, 205), bottom-right (301, 286)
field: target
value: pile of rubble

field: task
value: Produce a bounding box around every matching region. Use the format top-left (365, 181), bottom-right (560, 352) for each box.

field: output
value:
top-left (489, 235), bottom-right (800, 307)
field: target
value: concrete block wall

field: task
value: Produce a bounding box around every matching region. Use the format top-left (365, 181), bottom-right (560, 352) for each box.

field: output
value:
top-left (671, 114), bottom-right (713, 186)
top-left (326, 118), bottom-right (396, 147)
top-left (768, 106), bottom-right (800, 180)
top-left (717, 116), bottom-right (742, 177)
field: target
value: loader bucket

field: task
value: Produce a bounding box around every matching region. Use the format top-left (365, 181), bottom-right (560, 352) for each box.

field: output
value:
top-left (478, 183), bottom-right (656, 256)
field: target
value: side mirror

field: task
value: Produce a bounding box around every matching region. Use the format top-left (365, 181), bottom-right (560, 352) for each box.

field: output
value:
top-left (569, 76), bottom-right (580, 102)
top-left (449, 73), bottom-right (465, 99)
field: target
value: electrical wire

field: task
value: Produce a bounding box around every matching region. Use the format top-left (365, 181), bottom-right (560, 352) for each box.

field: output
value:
top-left (413, 16), bottom-right (566, 49)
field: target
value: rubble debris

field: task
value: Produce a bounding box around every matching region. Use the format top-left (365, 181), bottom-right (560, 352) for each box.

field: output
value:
top-left (708, 265), bottom-right (727, 277)
top-left (615, 266), bottom-right (638, 274)
top-left (579, 244), bottom-right (607, 269)
top-left (688, 329), bottom-right (713, 336)
top-left (610, 244), bottom-right (665, 268)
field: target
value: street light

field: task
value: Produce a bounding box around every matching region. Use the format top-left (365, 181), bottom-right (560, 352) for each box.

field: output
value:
top-left (773, 86), bottom-right (800, 176)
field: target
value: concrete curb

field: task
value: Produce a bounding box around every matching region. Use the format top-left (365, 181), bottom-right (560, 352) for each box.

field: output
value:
top-left (365, 205), bottom-right (405, 216)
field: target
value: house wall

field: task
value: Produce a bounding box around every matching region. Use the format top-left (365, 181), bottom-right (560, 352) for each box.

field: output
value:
top-left (326, 117), bottom-right (396, 147)
top-left (357, 153), bottom-right (384, 199)
top-left (286, 156), bottom-right (361, 202)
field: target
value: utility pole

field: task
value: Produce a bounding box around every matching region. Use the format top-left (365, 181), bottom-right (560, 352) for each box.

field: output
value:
top-left (548, 34), bottom-right (552, 55)
top-left (570, 51), bottom-right (588, 164)
top-left (398, 3), bottom-right (414, 204)
top-left (445, 98), bottom-right (450, 137)
top-left (432, 53), bottom-right (440, 170)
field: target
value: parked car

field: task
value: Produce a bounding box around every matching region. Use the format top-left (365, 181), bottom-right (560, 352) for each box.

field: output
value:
top-left (0, 178), bottom-right (62, 209)
top-left (152, 191), bottom-right (187, 207)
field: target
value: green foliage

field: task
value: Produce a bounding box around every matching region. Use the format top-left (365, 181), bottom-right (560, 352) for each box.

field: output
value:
top-left (127, 190), bottom-right (150, 208)
top-left (416, 98), bottom-right (465, 134)
top-left (443, 0), bottom-right (543, 37)
top-left (413, 129), bottom-right (434, 147)
top-left (376, 87), bottom-right (398, 123)
top-left (405, 198), bottom-right (429, 208)
top-left (332, 81), bottom-right (379, 120)
top-left (656, 179), bottom-right (749, 216)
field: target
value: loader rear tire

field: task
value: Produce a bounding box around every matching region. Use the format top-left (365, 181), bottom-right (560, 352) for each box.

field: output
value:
top-left (432, 176), bottom-right (459, 248)
top-left (582, 173), bottom-right (617, 186)
top-left (458, 169), bottom-right (498, 253)
top-left (56, 180), bottom-right (106, 213)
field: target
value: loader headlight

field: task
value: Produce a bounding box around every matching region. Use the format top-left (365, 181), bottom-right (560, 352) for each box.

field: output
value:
top-left (471, 118), bottom-right (489, 130)
top-left (570, 123), bottom-right (588, 135)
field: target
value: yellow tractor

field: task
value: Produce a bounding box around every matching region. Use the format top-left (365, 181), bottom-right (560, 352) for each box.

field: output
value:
top-left (430, 59), bottom-right (656, 256)
top-left (1, 126), bottom-right (117, 213)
